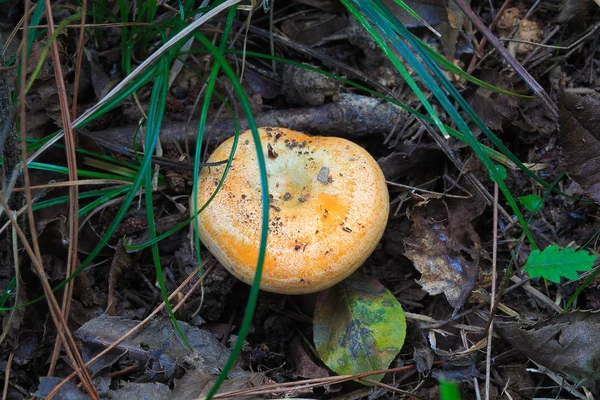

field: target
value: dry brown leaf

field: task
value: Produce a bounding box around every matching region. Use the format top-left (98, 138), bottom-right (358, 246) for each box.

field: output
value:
top-left (469, 70), bottom-right (517, 131)
top-left (403, 196), bottom-right (485, 309)
top-left (559, 90), bottom-right (600, 204)
top-left (497, 311), bottom-right (600, 391)
top-left (74, 315), bottom-right (236, 377)
top-left (557, 0), bottom-right (594, 25)
top-left (106, 240), bottom-right (132, 316)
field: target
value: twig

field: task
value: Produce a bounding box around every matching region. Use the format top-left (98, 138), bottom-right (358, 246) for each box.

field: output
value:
top-left (485, 183), bottom-right (499, 400)
top-left (83, 93), bottom-right (405, 150)
top-left (1, 352), bottom-right (13, 400)
top-left (360, 378), bottom-right (423, 399)
top-left (386, 180), bottom-right (471, 199)
top-left (509, 275), bottom-right (562, 313)
top-left (452, 0), bottom-right (558, 118)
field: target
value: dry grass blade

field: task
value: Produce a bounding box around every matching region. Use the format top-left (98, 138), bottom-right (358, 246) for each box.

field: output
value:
top-left (0, 192), bottom-right (97, 398)
top-left (12, 179), bottom-right (133, 191)
top-left (485, 183), bottom-right (499, 400)
top-left (16, 1), bottom-right (94, 396)
top-left (21, 0), bottom-right (244, 170)
top-left (40, 0), bottom-right (82, 379)
top-left (2, 352), bottom-right (13, 400)
top-left (204, 365), bottom-right (426, 399)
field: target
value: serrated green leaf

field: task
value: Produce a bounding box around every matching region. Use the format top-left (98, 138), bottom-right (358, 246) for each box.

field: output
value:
top-left (524, 245), bottom-right (597, 283)
top-left (518, 194), bottom-right (543, 213)
top-left (313, 271), bottom-right (406, 383)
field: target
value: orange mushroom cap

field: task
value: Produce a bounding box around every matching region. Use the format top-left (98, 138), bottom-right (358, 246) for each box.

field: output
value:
top-left (196, 127), bottom-right (389, 294)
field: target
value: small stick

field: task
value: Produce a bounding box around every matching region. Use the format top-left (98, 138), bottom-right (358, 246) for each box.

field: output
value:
top-left (485, 183), bottom-right (499, 400)
top-left (1, 352), bottom-right (13, 400)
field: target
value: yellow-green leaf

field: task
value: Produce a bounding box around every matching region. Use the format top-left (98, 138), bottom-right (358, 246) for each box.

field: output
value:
top-left (313, 271), bottom-right (406, 383)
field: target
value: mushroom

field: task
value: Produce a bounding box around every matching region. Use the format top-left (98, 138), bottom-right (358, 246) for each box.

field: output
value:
top-left (195, 127), bottom-right (389, 294)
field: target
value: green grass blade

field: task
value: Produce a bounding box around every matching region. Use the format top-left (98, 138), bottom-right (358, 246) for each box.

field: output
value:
top-left (352, 0), bottom-right (536, 247)
top-left (191, 6), bottom-right (238, 271)
top-left (342, 0), bottom-right (450, 138)
top-left (143, 57), bottom-right (190, 347)
top-left (191, 34), bottom-right (269, 400)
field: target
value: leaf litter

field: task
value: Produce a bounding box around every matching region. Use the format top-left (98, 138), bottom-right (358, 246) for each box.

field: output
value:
top-left (403, 195), bottom-right (486, 310)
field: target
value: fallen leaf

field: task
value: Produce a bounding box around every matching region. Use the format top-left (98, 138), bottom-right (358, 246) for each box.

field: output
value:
top-left (469, 71), bottom-right (517, 131)
top-left (313, 270), bottom-right (406, 382)
top-left (403, 196), bottom-right (485, 309)
top-left (173, 370), bottom-right (270, 399)
top-left (497, 311), bottom-right (600, 390)
top-left (557, 0), bottom-right (594, 24)
top-left (74, 315), bottom-right (235, 377)
top-left (559, 90), bottom-right (600, 204)
top-left (33, 377), bottom-right (91, 400)
top-left (288, 335), bottom-right (329, 379)
top-left (108, 371), bottom-right (271, 400)
top-left (109, 382), bottom-right (171, 400)
top-left (106, 240), bottom-right (132, 316)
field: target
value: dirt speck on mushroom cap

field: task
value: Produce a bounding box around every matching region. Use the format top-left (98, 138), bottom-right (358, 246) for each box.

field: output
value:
top-left (196, 127), bottom-right (389, 294)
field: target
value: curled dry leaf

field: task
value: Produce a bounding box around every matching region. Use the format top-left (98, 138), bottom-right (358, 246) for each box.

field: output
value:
top-left (497, 311), bottom-right (600, 391)
top-left (559, 90), bottom-right (600, 204)
top-left (403, 196), bottom-right (485, 309)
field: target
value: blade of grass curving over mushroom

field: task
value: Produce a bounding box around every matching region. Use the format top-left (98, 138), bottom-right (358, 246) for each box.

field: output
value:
top-left (192, 5), bottom-right (238, 276)
top-left (345, 0), bottom-right (536, 247)
top-left (190, 33), bottom-right (269, 400)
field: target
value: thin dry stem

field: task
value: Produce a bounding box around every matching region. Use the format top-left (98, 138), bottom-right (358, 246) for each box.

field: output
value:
top-left (486, 183), bottom-right (499, 400)
top-left (0, 192), bottom-right (96, 398)
top-left (1, 352), bottom-right (13, 400)
top-left (42, 0), bottom-right (82, 378)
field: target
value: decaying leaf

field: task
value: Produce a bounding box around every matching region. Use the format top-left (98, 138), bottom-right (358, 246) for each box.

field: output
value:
top-left (33, 377), bottom-right (91, 400)
top-left (74, 315), bottom-right (234, 377)
top-left (288, 335), bottom-right (329, 380)
top-left (109, 371), bottom-right (271, 400)
top-left (557, 0), bottom-right (594, 24)
top-left (313, 270), bottom-right (406, 382)
top-left (497, 311), bottom-right (600, 390)
top-left (559, 90), bottom-right (600, 204)
top-left (106, 240), bottom-right (132, 316)
top-left (403, 196), bottom-right (485, 309)
top-left (469, 71), bottom-right (517, 131)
